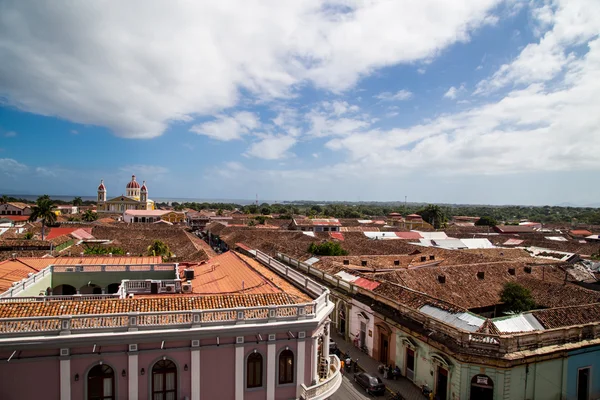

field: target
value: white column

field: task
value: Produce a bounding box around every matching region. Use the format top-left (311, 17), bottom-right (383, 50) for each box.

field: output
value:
top-left (235, 345), bottom-right (244, 400)
top-left (296, 339), bottom-right (306, 399)
top-left (311, 336), bottom-right (319, 383)
top-left (60, 359), bottom-right (71, 400)
top-left (128, 353), bottom-right (138, 400)
top-left (323, 322), bottom-right (330, 362)
top-left (267, 342), bottom-right (276, 400)
top-left (191, 349), bottom-right (200, 400)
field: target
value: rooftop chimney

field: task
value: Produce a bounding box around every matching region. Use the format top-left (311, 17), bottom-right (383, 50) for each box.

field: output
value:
top-left (361, 260), bottom-right (368, 267)
top-left (438, 275), bottom-right (446, 284)
top-left (524, 266), bottom-right (532, 274)
top-left (508, 268), bottom-right (516, 275)
top-left (394, 260), bottom-right (400, 266)
top-left (429, 255), bottom-right (435, 261)
top-left (477, 271), bottom-right (485, 280)
top-left (343, 260), bottom-right (349, 265)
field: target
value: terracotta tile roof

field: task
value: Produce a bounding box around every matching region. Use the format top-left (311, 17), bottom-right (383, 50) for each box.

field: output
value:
top-left (180, 252), bottom-right (283, 295)
top-left (0, 259), bottom-right (40, 292)
top-left (3, 215), bottom-right (30, 222)
top-left (330, 232), bottom-right (344, 241)
top-left (7, 202), bottom-right (31, 210)
top-left (46, 227), bottom-right (80, 240)
top-left (570, 230), bottom-right (593, 236)
top-left (494, 225), bottom-right (535, 234)
top-left (353, 277), bottom-right (381, 290)
top-left (0, 292), bottom-right (299, 318)
top-left (530, 303), bottom-right (600, 329)
top-left (395, 232), bottom-right (422, 239)
top-left (379, 262), bottom-right (600, 310)
top-left (91, 225), bottom-right (208, 262)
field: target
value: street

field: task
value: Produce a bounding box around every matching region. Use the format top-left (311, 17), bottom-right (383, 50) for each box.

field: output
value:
top-left (330, 372), bottom-right (391, 400)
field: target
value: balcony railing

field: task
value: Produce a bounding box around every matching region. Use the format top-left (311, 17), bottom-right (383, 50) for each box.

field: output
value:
top-left (301, 355), bottom-right (342, 400)
top-left (0, 252), bottom-right (330, 337)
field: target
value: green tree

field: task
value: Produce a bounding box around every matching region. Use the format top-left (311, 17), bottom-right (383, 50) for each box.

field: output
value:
top-left (500, 282), bottom-right (536, 313)
top-left (84, 246), bottom-right (125, 255)
top-left (0, 195), bottom-right (8, 205)
top-left (73, 197), bottom-right (83, 208)
top-left (147, 240), bottom-right (173, 260)
top-left (82, 210), bottom-right (98, 222)
top-left (308, 241), bottom-right (348, 256)
top-left (475, 216), bottom-right (498, 226)
top-left (23, 232), bottom-right (34, 240)
top-left (28, 197), bottom-right (57, 240)
top-left (418, 204), bottom-right (447, 229)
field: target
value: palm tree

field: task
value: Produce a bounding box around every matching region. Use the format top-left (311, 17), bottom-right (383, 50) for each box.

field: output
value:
top-left (82, 209), bottom-right (98, 222)
top-left (147, 240), bottom-right (173, 260)
top-left (0, 195), bottom-right (8, 205)
top-left (28, 197), bottom-right (57, 240)
top-left (73, 196), bottom-right (83, 208)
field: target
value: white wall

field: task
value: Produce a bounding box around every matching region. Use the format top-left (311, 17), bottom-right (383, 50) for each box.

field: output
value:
top-left (349, 298), bottom-right (375, 355)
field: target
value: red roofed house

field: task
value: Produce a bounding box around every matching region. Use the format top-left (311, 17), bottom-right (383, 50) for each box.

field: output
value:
top-left (0, 202), bottom-right (32, 217)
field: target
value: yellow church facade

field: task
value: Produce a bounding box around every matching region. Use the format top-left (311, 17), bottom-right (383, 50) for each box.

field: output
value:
top-left (96, 175), bottom-right (155, 213)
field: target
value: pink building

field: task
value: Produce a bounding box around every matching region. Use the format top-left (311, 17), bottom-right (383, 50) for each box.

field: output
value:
top-left (0, 251), bottom-right (341, 400)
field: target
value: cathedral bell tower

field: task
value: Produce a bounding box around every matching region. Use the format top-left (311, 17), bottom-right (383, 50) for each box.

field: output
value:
top-left (140, 181), bottom-right (148, 202)
top-left (97, 180), bottom-right (106, 202)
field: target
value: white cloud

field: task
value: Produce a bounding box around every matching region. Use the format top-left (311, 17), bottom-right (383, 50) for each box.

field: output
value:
top-left (35, 167), bottom-right (57, 177)
top-left (0, 158), bottom-right (28, 175)
top-left (0, 0), bottom-right (502, 138)
top-left (474, 0), bottom-right (600, 95)
top-left (70, 129), bottom-right (79, 135)
top-left (245, 135), bottom-right (297, 160)
top-left (322, 101), bottom-right (359, 116)
top-left (4, 131), bottom-right (17, 137)
top-left (324, 35), bottom-right (600, 175)
top-left (374, 90), bottom-right (413, 101)
top-left (443, 84), bottom-right (466, 99)
top-left (190, 112), bottom-right (259, 141)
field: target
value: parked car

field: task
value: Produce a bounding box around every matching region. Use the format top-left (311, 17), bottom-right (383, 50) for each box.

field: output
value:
top-left (353, 372), bottom-right (386, 396)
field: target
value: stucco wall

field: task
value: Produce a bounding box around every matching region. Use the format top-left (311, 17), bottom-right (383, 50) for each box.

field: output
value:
top-left (17, 271), bottom-right (52, 296)
top-left (138, 349), bottom-right (191, 400)
top-left (201, 346), bottom-right (235, 400)
top-left (567, 345), bottom-right (600, 400)
top-left (0, 359), bottom-right (60, 400)
top-left (350, 298), bottom-right (374, 355)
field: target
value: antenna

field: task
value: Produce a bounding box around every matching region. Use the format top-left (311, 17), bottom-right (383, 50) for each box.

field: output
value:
top-left (255, 193), bottom-right (258, 206)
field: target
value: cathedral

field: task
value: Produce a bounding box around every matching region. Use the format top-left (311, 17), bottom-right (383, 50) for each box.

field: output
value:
top-left (96, 175), bottom-right (155, 213)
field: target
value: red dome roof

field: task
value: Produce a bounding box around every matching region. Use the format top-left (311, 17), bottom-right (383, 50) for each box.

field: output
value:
top-left (141, 181), bottom-right (148, 192)
top-left (98, 180), bottom-right (106, 191)
top-left (126, 175), bottom-right (140, 189)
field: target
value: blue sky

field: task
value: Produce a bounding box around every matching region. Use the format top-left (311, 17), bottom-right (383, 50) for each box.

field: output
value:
top-left (1, 0), bottom-right (599, 206)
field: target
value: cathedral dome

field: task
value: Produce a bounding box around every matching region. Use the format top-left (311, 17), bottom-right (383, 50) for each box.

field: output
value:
top-left (98, 180), bottom-right (106, 191)
top-left (126, 175), bottom-right (140, 189)
top-left (141, 181), bottom-right (148, 192)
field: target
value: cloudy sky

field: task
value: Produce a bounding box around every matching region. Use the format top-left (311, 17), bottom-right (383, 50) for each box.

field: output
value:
top-left (1, 0), bottom-right (599, 205)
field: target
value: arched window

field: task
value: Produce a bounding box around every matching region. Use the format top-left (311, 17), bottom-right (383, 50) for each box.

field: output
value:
top-left (247, 352), bottom-right (263, 388)
top-left (470, 374), bottom-right (494, 400)
top-left (87, 364), bottom-right (114, 400)
top-left (152, 359), bottom-right (177, 400)
top-left (278, 349), bottom-right (294, 384)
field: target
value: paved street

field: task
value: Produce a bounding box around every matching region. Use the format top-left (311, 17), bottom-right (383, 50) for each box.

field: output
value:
top-left (331, 372), bottom-right (385, 400)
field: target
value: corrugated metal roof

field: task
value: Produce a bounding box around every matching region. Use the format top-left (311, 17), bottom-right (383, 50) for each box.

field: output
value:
top-left (545, 236), bottom-right (568, 242)
top-left (492, 314), bottom-right (544, 333)
top-left (330, 232), bottom-right (344, 241)
top-left (302, 231), bottom-right (315, 237)
top-left (357, 220), bottom-right (372, 224)
top-left (419, 238), bottom-right (467, 249)
top-left (503, 238), bottom-right (524, 245)
top-left (394, 232), bottom-right (423, 239)
top-left (364, 232), bottom-right (400, 240)
top-left (304, 257), bottom-right (320, 265)
top-left (335, 271), bottom-right (359, 282)
top-left (353, 277), bottom-right (381, 290)
top-left (460, 239), bottom-right (494, 249)
top-left (420, 305), bottom-right (484, 332)
top-left (413, 231), bottom-right (448, 240)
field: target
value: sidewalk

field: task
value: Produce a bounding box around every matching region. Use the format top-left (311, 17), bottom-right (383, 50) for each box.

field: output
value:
top-left (332, 331), bottom-right (426, 400)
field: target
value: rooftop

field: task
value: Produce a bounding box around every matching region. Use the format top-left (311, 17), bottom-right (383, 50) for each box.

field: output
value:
top-left (293, 218), bottom-right (342, 227)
